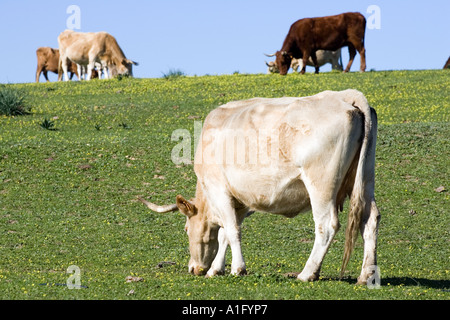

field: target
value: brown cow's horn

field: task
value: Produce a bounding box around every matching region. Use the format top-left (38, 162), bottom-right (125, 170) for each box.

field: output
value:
top-left (264, 53), bottom-right (276, 57)
top-left (138, 197), bottom-right (178, 213)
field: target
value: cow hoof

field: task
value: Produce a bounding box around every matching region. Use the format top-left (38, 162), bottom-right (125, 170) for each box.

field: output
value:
top-left (205, 269), bottom-right (224, 278)
top-left (356, 278), bottom-right (367, 286)
top-left (297, 272), bottom-right (319, 282)
top-left (231, 267), bottom-right (247, 276)
top-left (356, 274), bottom-right (371, 285)
top-left (192, 266), bottom-right (208, 276)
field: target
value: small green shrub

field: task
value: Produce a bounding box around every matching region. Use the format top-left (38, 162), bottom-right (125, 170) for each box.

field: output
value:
top-left (162, 69), bottom-right (186, 80)
top-left (118, 122), bottom-right (131, 129)
top-left (39, 118), bottom-right (57, 131)
top-left (0, 86), bottom-right (31, 116)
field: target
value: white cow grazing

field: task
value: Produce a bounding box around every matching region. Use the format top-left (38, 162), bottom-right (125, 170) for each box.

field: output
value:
top-left (141, 89), bottom-right (380, 285)
top-left (57, 30), bottom-right (138, 81)
top-left (266, 49), bottom-right (343, 73)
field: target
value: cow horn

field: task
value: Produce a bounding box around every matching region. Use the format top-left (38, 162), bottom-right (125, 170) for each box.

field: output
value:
top-left (265, 61), bottom-right (271, 67)
top-left (264, 53), bottom-right (276, 57)
top-left (138, 197), bottom-right (178, 213)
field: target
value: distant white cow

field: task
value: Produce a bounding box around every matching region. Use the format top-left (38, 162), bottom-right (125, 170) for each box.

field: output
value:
top-left (58, 30), bottom-right (138, 81)
top-left (77, 62), bottom-right (103, 80)
top-left (266, 49), bottom-right (342, 73)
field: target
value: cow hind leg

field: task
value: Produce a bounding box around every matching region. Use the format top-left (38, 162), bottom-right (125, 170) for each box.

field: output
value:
top-left (36, 65), bottom-right (43, 83)
top-left (298, 198), bottom-right (340, 282)
top-left (356, 45), bottom-right (366, 72)
top-left (357, 199), bottom-right (380, 284)
top-left (86, 60), bottom-right (97, 80)
top-left (344, 45), bottom-right (356, 73)
top-left (310, 51), bottom-right (320, 74)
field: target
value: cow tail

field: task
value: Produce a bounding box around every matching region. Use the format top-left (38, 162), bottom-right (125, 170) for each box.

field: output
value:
top-left (340, 90), bottom-right (377, 278)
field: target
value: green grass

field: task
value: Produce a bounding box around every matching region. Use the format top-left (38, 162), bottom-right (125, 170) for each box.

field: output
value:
top-left (0, 70), bottom-right (449, 300)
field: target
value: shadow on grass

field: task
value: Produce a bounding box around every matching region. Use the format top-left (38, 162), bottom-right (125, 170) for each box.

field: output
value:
top-left (382, 277), bottom-right (450, 290)
top-left (336, 276), bottom-right (450, 291)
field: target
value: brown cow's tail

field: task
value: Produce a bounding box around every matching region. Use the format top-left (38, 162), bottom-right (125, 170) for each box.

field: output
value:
top-left (340, 89), bottom-right (377, 278)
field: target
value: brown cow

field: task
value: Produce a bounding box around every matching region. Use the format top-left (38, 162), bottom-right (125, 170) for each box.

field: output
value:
top-left (443, 56), bottom-right (450, 69)
top-left (36, 47), bottom-right (78, 82)
top-left (271, 12), bottom-right (366, 75)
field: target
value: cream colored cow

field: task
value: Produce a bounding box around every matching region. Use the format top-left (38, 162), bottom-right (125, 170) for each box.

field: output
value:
top-left (57, 30), bottom-right (137, 81)
top-left (141, 89), bottom-right (380, 285)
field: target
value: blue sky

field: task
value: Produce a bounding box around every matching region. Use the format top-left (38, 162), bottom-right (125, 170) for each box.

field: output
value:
top-left (0, 0), bottom-right (449, 83)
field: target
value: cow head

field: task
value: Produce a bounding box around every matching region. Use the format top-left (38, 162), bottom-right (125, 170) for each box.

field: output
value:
top-left (275, 51), bottom-right (292, 75)
top-left (122, 59), bottom-right (138, 76)
top-left (265, 61), bottom-right (280, 74)
top-left (110, 59), bottom-right (138, 77)
top-left (176, 195), bottom-right (220, 276)
top-left (265, 51), bottom-right (292, 75)
top-left (139, 192), bottom-right (220, 276)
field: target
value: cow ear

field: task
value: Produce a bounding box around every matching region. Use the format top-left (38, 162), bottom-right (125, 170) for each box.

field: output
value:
top-left (176, 195), bottom-right (196, 217)
top-left (122, 58), bottom-right (138, 66)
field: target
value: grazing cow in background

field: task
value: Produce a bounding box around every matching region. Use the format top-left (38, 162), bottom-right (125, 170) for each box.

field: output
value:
top-left (140, 89), bottom-right (380, 285)
top-left (268, 12), bottom-right (366, 75)
top-left (443, 56), bottom-right (450, 69)
top-left (265, 49), bottom-right (343, 73)
top-left (77, 63), bottom-right (101, 80)
top-left (57, 30), bottom-right (138, 81)
top-left (36, 47), bottom-right (78, 82)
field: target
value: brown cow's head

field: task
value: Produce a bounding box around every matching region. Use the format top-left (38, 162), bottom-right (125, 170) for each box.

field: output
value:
top-left (110, 59), bottom-right (138, 77)
top-left (275, 51), bottom-right (292, 75)
top-left (176, 195), bottom-right (220, 276)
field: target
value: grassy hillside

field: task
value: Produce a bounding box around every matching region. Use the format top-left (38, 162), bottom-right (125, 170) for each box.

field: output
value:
top-left (0, 70), bottom-right (449, 300)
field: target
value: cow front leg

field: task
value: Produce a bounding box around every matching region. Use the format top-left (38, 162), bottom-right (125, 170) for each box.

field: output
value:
top-left (77, 64), bottom-right (83, 81)
top-left (103, 64), bottom-right (109, 79)
top-left (86, 61), bottom-right (96, 80)
top-left (61, 58), bottom-right (70, 81)
top-left (221, 210), bottom-right (246, 275)
top-left (218, 220), bottom-right (246, 275)
top-left (300, 55), bottom-right (309, 74)
top-left (206, 227), bottom-right (228, 277)
top-left (357, 200), bottom-right (380, 285)
top-left (298, 202), bottom-right (340, 281)
top-left (204, 185), bottom-right (247, 276)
